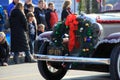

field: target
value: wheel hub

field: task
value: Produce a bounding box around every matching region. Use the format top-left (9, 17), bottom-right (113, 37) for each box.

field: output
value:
top-left (117, 53), bottom-right (120, 78)
top-left (47, 63), bottom-right (58, 73)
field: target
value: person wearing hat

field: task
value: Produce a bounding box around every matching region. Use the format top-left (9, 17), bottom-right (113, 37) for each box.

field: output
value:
top-left (0, 32), bottom-right (10, 66)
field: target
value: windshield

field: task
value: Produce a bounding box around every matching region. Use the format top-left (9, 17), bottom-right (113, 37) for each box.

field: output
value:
top-left (101, 0), bottom-right (120, 12)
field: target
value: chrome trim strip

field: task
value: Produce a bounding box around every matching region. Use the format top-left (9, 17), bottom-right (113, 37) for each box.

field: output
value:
top-left (34, 54), bottom-right (110, 65)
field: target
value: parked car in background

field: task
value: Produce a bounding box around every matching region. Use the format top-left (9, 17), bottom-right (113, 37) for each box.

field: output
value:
top-left (34, 0), bottom-right (120, 80)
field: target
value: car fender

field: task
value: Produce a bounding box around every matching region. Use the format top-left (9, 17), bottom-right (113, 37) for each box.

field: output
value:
top-left (37, 31), bottom-right (53, 41)
top-left (95, 32), bottom-right (120, 48)
top-left (93, 32), bottom-right (120, 58)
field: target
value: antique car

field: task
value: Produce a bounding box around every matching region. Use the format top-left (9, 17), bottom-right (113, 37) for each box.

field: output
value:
top-left (34, 0), bottom-right (120, 80)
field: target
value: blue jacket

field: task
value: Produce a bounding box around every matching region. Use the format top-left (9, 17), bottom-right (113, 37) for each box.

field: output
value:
top-left (7, 2), bottom-right (15, 17)
top-left (0, 5), bottom-right (5, 24)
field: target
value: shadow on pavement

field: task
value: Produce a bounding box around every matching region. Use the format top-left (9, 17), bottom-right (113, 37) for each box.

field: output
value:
top-left (63, 74), bottom-right (111, 80)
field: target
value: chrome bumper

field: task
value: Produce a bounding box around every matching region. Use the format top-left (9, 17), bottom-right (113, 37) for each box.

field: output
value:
top-left (34, 54), bottom-right (110, 65)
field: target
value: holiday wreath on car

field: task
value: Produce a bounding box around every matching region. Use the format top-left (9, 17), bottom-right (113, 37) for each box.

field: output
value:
top-left (50, 14), bottom-right (101, 57)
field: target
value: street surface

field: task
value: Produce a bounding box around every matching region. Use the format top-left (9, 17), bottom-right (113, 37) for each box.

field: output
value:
top-left (0, 63), bottom-right (111, 80)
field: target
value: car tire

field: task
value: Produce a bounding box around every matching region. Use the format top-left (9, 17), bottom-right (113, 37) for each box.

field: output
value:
top-left (38, 60), bottom-right (68, 80)
top-left (37, 42), bottom-right (68, 80)
top-left (110, 45), bottom-right (120, 80)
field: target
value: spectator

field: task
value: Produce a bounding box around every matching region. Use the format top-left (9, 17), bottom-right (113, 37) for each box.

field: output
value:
top-left (34, 24), bottom-right (45, 54)
top-left (105, 4), bottom-right (113, 11)
top-left (43, 2), bottom-right (47, 10)
top-left (27, 12), bottom-right (37, 55)
top-left (43, 2), bottom-right (48, 13)
top-left (34, 0), bottom-right (47, 30)
top-left (24, 4), bottom-right (37, 28)
top-left (4, 10), bottom-right (10, 31)
top-left (0, 32), bottom-right (9, 66)
top-left (24, 0), bottom-right (33, 10)
top-left (61, 0), bottom-right (72, 21)
top-left (24, 0), bottom-right (34, 16)
top-left (24, 4), bottom-right (34, 16)
top-left (9, 3), bottom-right (34, 64)
top-left (37, 23), bottom-right (45, 36)
top-left (0, 5), bottom-right (5, 31)
top-left (46, 2), bottom-right (58, 31)
top-left (113, 0), bottom-right (120, 10)
top-left (7, 0), bottom-right (19, 17)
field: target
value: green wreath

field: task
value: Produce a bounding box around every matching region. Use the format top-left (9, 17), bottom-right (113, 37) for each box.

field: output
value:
top-left (51, 16), bottom-right (100, 57)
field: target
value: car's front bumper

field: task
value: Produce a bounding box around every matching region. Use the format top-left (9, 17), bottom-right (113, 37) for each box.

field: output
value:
top-left (34, 54), bottom-right (110, 65)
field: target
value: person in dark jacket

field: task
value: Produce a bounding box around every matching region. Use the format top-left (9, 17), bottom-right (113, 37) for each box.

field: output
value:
top-left (61, 0), bottom-right (72, 21)
top-left (24, 0), bottom-right (34, 17)
top-left (24, 4), bottom-right (34, 17)
top-left (27, 12), bottom-right (37, 55)
top-left (34, 0), bottom-right (47, 30)
top-left (24, 0), bottom-right (32, 10)
top-left (24, 4), bottom-right (37, 30)
top-left (0, 32), bottom-right (9, 66)
top-left (46, 2), bottom-right (58, 31)
top-left (9, 3), bottom-right (34, 64)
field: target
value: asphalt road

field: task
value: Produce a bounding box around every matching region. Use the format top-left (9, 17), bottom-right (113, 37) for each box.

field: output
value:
top-left (0, 63), bottom-right (111, 80)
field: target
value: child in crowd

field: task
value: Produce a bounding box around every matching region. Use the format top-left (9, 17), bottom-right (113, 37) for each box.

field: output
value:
top-left (37, 24), bottom-right (45, 36)
top-left (46, 2), bottom-right (58, 31)
top-left (34, 24), bottom-right (45, 54)
top-left (0, 32), bottom-right (9, 66)
top-left (27, 12), bottom-right (37, 55)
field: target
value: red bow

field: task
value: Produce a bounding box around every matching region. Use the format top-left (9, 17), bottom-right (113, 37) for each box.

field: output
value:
top-left (65, 14), bottom-right (80, 52)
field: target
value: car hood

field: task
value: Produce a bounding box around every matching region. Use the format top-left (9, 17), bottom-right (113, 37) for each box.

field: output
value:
top-left (86, 13), bottom-right (120, 23)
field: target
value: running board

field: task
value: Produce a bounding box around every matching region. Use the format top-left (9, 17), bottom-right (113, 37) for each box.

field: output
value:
top-left (34, 54), bottom-right (110, 65)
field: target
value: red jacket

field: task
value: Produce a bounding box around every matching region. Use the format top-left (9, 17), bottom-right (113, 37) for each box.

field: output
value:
top-left (50, 11), bottom-right (58, 28)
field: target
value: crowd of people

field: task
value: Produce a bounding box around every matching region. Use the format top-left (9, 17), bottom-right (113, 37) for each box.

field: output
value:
top-left (0, 0), bottom-right (72, 66)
